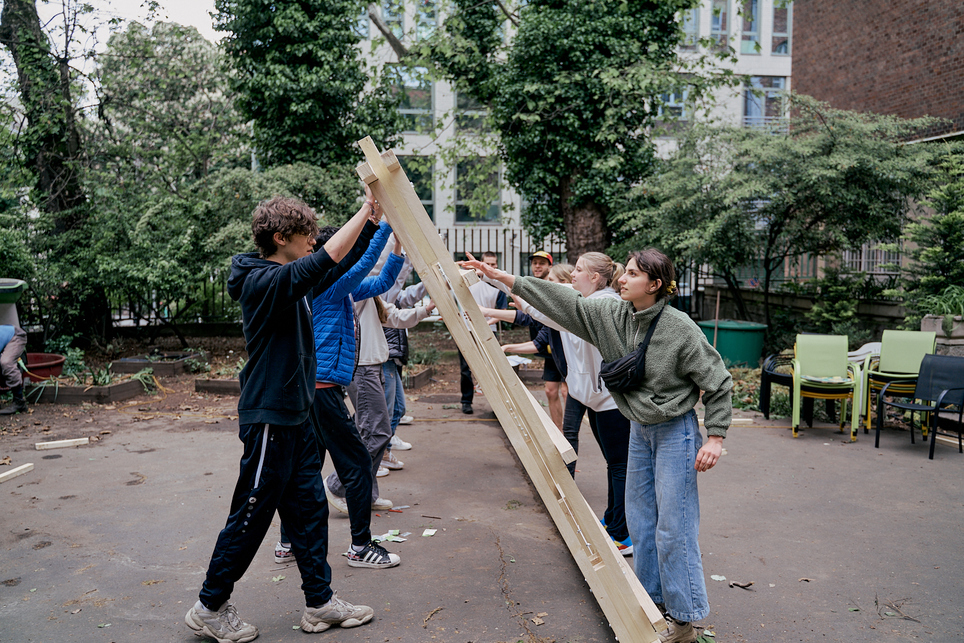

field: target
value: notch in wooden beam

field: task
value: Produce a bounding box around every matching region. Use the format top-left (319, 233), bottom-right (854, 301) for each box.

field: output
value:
top-left (380, 150), bottom-right (400, 171)
top-left (356, 161), bottom-right (377, 185)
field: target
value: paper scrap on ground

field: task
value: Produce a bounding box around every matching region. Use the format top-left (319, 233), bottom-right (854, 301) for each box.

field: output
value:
top-left (373, 532), bottom-right (407, 543)
top-left (422, 529), bottom-right (437, 537)
top-left (710, 575), bottom-right (727, 582)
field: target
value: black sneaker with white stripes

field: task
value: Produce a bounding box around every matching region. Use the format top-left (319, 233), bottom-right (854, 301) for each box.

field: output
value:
top-left (345, 541), bottom-right (401, 569)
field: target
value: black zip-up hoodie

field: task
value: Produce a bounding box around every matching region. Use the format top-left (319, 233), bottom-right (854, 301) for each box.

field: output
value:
top-left (227, 222), bottom-right (376, 426)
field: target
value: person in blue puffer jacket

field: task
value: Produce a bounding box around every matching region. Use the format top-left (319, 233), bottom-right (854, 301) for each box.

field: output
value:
top-left (275, 217), bottom-right (406, 571)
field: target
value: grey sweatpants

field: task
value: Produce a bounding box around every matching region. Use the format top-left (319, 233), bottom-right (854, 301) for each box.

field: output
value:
top-left (1, 327), bottom-right (26, 389)
top-left (326, 364), bottom-right (392, 503)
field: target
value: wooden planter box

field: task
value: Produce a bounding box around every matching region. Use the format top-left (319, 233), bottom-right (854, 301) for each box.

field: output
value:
top-left (195, 378), bottom-right (241, 396)
top-left (112, 351), bottom-right (204, 376)
top-left (403, 365), bottom-right (434, 390)
top-left (27, 379), bottom-right (145, 405)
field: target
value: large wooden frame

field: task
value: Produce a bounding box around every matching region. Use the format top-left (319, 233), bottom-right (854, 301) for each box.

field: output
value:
top-left (356, 137), bottom-right (664, 642)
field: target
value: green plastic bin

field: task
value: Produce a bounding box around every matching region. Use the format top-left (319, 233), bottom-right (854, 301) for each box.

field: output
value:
top-left (0, 278), bottom-right (27, 304)
top-left (697, 319), bottom-right (767, 367)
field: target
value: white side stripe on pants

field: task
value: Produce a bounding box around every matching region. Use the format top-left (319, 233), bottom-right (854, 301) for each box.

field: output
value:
top-left (254, 425), bottom-right (271, 488)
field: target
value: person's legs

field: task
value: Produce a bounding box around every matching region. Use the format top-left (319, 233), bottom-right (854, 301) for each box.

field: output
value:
top-left (458, 351), bottom-right (474, 410)
top-left (200, 423), bottom-right (308, 609)
top-left (543, 358), bottom-right (563, 429)
top-left (348, 365), bottom-right (393, 502)
top-left (382, 361), bottom-right (405, 436)
top-left (588, 408), bottom-right (630, 543)
top-left (0, 328), bottom-right (26, 415)
top-left (626, 420), bottom-right (662, 606)
top-left (276, 421), bottom-right (333, 608)
top-left (561, 395), bottom-right (586, 477)
top-left (310, 388), bottom-right (373, 548)
top-left (651, 410), bottom-right (708, 623)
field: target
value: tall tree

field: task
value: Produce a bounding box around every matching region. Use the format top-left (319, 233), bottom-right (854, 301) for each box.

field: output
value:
top-left (214, 0), bottom-right (403, 168)
top-left (0, 0), bottom-right (86, 226)
top-left (616, 95), bottom-right (941, 332)
top-left (404, 0), bottom-right (732, 260)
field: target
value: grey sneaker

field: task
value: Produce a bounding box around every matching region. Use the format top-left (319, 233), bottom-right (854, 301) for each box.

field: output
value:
top-left (185, 600), bottom-right (258, 643)
top-left (658, 618), bottom-right (697, 643)
top-left (323, 478), bottom-right (349, 515)
top-left (371, 497), bottom-right (392, 511)
top-left (300, 593), bottom-right (374, 632)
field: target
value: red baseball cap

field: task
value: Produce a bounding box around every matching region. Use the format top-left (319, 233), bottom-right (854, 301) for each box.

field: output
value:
top-left (528, 251), bottom-right (553, 265)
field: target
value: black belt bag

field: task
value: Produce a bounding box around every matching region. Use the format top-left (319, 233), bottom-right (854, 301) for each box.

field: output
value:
top-left (598, 307), bottom-right (663, 393)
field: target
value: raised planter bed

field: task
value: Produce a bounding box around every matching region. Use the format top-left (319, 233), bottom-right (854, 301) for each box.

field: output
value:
top-left (195, 379), bottom-right (241, 396)
top-left (112, 351), bottom-right (204, 376)
top-left (403, 365), bottom-right (435, 390)
top-left (26, 379), bottom-right (146, 405)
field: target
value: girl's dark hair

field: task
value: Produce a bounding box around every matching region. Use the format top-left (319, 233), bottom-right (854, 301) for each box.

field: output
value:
top-left (251, 196), bottom-right (320, 258)
top-left (627, 249), bottom-right (677, 301)
top-left (315, 226), bottom-right (340, 247)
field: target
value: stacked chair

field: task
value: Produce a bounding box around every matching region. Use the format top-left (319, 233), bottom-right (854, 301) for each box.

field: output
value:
top-left (791, 334), bottom-right (861, 441)
top-left (862, 330), bottom-right (936, 433)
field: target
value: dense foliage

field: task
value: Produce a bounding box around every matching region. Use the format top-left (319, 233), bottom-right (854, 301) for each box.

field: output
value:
top-left (413, 0), bottom-right (734, 259)
top-left (616, 95), bottom-right (942, 332)
top-left (213, 0), bottom-right (403, 168)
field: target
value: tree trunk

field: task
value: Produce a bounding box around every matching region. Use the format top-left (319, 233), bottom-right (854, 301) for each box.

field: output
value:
top-left (0, 0), bottom-right (87, 224)
top-left (560, 174), bottom-right (609, 262)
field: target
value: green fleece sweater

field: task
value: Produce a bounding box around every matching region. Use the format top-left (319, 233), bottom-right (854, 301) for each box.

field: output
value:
top-left (513, 277), bottom-right (733, 437)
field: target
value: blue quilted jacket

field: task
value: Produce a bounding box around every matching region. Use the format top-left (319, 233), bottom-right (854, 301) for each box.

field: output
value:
top-left (312, 221), bottom-right (398, 386)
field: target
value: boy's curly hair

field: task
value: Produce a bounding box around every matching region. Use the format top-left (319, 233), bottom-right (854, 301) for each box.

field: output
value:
top-left (252, 196), bottom-right (320, 258)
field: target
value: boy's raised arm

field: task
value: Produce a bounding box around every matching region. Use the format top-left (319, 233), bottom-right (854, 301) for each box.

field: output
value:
top-left (324, 184), bottom-right (381, 263)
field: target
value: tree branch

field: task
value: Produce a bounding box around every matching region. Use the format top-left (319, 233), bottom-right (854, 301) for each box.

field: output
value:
top-left (494, 0), bottom-right (519, 28)
top-left (368, 3), bottom-right (409, 59)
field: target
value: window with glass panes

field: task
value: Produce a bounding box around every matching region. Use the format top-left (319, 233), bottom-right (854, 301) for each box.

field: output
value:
top-left (382, 0), bottom-right (403, 38)
top-left (772, 1), bottom-right (792, 54)
top-left (415, 0), bottom-right (436, 40)
top-left (456, 158), bottom-right (501, 224)
top-left (659, 89), bottom-right (688, 120)
top-left (743, 76), bottom-right (786, 128)
top-left (680, 8), bottom-right (699, 51)
top-left (456, 92), bottom-right (488, 133)
top-left (390, 67), bottom-right (433, 132)
top-left (741, 0), bottom-right (760, 53)
top-left (711, 0), bottom-right (729, 49)
top-left (398, 156), bottom-right (435, 222)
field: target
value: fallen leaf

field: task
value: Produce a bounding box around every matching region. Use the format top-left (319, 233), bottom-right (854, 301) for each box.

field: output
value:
top-left (142, 580), bottom-right (164, 586)
top-left (849, 608), bottom-right (860, 612)
top-left (70, 609), bottom-right (81, 614)
top-left (729, 581), bottom-right (754, 590)
top-left (531, 617), bottom-right (544, 626)
top-left (0, 456), bottom-right (10, 466)
top-left (537, 612), bottom-right (548, 617)
top-left (798, 578), bottom-right (812, 582)
top-left (272, 575), bottom-right (285, 582)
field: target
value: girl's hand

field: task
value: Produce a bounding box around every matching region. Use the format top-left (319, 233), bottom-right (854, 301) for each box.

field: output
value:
top-left (695, 435), bottom-right (723, 472)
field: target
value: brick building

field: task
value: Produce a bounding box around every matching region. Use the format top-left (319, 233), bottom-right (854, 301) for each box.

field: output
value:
top-left (792, 0), bottom-right (964, 140)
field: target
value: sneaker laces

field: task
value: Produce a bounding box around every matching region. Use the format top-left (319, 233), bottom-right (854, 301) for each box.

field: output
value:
top-left (367, 541), bottom-right (389, 557)
top-left (219, 603), bottom-right (244, 631)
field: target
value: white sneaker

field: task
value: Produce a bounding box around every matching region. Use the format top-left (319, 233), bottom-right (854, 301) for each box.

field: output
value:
top-left (398, 415), bottom-right (413, 425)
top-left (323, 478), bottom-right (349, 515)
top-left (185, 600), bottom-right (258, 642)
top-left (376, 466), bottom-right (389, 478)
top-left (381, 451), bottom-right (404, 470)
top-left (371, 497), bottom-right (393, 510)
top-left (301, 593), bottom-right (373, 632)
top-left (389, 434), bottom-right (412, 450)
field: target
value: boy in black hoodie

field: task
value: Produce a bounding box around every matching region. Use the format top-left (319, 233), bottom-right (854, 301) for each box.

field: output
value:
top-left (185, 189), bottom-right (381, 643)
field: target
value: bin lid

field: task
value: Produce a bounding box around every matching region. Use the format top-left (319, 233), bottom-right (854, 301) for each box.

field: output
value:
top-left (696, 319), bottom-right (767, 331)
top-left (0, 278), bottom-right (26, 304)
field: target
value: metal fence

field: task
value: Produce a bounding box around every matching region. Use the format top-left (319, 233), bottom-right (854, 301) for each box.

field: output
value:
top-left (105, 227), bottom-right (567, 327)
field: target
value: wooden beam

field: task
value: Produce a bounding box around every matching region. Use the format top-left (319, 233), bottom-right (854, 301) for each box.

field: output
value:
top-left (355, 136), bottom-right (663, 642)
top-left (35, 437), bottom-right (89, 450)
top-left (0, 463), bottom-right (33, 484)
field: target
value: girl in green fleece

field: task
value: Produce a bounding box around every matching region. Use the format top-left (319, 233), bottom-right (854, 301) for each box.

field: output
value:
top-left (463, 249), bottom-right (731, 643)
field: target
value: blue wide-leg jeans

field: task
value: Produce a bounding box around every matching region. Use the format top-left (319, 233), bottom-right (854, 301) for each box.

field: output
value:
top-left (625, 409), bottom-right (709, 623)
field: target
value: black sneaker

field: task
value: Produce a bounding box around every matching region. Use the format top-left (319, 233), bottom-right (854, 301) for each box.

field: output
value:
top-left (345, 541), bottom-right (400, 569)
top-left (461, 403), bottom-right (473, 414)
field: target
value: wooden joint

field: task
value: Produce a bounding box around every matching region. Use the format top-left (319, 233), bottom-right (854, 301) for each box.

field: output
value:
top-left (380, 149), bottom-right (400, 171)
top-left (355, 161), bottom-right (378, 185)
top-left (459, 268), bottom-right (480, 286)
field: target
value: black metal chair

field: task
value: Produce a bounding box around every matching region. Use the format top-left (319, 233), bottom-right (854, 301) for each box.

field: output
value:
top-left (875, 354), bottom-right (964, 459)
top-left (760, 352), bottom-right (835, 424)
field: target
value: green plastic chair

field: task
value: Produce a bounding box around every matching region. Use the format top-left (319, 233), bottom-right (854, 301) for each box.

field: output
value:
top-left (862, 330), bottom-right (937, 433)
top-left (792, 334), bottom-right (861, 441)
